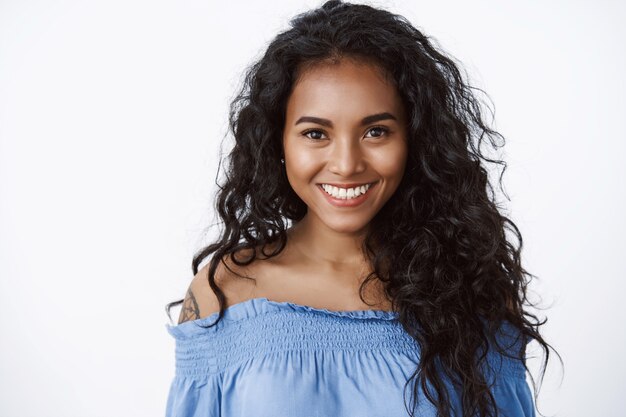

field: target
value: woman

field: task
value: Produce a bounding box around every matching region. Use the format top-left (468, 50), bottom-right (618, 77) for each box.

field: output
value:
top-left (165, 1), bottom-right (559, 416)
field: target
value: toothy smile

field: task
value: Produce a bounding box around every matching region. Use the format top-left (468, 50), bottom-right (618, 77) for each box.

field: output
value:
top-left (318, 182), bottom-right (376, 200)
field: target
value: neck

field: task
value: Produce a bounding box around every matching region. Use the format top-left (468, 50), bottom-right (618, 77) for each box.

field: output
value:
top-left (287, 215), bottom-right (370, 272)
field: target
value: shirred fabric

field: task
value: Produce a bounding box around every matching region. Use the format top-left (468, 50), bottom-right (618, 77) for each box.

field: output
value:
top-left (165, 297), bottom-right (535, 417)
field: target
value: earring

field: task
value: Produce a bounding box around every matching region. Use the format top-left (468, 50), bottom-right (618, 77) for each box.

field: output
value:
top-left (280, 157), bottom-right (285, 164)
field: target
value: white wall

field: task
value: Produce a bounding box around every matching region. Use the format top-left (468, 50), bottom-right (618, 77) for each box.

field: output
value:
top-left (1, 0), bottom-right (623, 416)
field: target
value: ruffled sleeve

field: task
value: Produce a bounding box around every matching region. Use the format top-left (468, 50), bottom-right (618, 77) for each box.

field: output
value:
top-left (491, 373), bottom-right (536, 417)
top-left (164, 298), bottom-right (266, 417)
top-left (486, 320), bottom-right (537, 417)
top-left (165, 320), bottom-right (223, 417)
top-left (165, 373), bottom-right (221, 417)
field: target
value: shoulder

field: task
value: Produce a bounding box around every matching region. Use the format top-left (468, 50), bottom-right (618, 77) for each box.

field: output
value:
top-left (177, 250), bottom-right (258, 325)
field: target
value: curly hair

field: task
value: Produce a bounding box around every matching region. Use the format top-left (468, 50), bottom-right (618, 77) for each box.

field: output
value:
top-left (166, 1), bottom-right (561, 416)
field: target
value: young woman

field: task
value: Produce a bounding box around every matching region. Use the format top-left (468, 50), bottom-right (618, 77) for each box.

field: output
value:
top-left (165, 1), bottom-right (559, 416)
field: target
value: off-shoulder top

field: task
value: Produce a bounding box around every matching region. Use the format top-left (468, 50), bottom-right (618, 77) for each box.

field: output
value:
top-left (165, 297), bottom-right (535, 417)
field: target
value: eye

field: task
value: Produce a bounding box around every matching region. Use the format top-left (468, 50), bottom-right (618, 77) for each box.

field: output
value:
top-left (301, 129), bottom-right (327, 141)
top-left (301, 126), bottom-right (390, 141)
top-left (365, 126), bottom-right (390, 138)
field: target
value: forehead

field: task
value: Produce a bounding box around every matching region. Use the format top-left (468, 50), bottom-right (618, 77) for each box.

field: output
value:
top-left (286, 60), bottom-right (403, 120)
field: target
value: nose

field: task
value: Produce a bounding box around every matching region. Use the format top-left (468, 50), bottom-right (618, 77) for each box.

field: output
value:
top-left (327, 138), bottom-right (366, 177)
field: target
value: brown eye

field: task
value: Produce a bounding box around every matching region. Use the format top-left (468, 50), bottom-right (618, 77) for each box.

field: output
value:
top-left (302, 129), bottom-right (327, 140)
top-left (365, 126), bottom-right (390, 138)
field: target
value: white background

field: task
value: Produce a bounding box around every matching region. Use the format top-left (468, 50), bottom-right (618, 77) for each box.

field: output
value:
top-left (1, 0), bottom-right (624, 416)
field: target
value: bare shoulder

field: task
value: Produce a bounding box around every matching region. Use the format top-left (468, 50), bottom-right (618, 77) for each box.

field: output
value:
top-left (177, 250), bottom-right (258, 325)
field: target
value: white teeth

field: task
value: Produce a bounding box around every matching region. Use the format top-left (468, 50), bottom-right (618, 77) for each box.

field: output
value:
top-left (321, 183), bottom-right (372, 199)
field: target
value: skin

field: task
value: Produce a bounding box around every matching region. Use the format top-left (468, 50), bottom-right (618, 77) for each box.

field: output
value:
top-left (178, 287), bottom-right (200, 324)
top-left (281, 58), bottom-right (408, 275)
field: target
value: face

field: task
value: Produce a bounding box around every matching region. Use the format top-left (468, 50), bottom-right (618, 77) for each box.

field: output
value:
top-left (282, 59), bottom-right (408, 234)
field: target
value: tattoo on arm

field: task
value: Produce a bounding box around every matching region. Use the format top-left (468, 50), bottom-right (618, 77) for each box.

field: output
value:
top-left (178, 287), bottom-right (200, 324)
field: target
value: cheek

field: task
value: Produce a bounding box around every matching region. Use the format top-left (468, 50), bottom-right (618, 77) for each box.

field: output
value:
top-left (285, 150), bottom-right (320, 184)
top-left (285, 141), bottom-right (320, 171)
top-left (370, 145), bottom-right (407, 180)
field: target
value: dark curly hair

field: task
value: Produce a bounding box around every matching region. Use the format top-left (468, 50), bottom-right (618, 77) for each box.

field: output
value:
top-left (165, 1), bottom-right (561, 416)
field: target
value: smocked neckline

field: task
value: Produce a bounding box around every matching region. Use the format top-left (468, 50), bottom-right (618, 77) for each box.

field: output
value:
top-left (264, 297), bottom-right (398, 319)
top-left (166, 297), bottom-right (399, 338)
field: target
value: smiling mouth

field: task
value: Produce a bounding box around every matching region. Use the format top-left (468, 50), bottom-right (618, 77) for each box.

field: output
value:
top-left (317, 181), bottom-right (378, 202)
top-left (316, 181), bottom-right (377, 188)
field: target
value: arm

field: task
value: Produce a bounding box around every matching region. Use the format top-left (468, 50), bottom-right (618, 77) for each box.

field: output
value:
top-left (177, 252), bottom-right (256, 325)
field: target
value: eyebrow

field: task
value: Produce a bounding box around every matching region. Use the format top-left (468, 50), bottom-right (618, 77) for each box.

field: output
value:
top-left (294, 112), bottom-right (397, 128)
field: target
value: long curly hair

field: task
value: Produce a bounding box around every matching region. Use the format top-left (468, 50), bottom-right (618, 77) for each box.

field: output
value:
top-left (166, 1), bottom-right (561, 416)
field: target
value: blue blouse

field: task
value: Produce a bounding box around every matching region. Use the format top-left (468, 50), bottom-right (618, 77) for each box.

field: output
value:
top-left (165, 297), bottom-right (535, 417)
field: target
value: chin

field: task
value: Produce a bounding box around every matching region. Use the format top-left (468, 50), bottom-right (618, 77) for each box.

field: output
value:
top-left (321, 216), bottom-right (372, 234)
